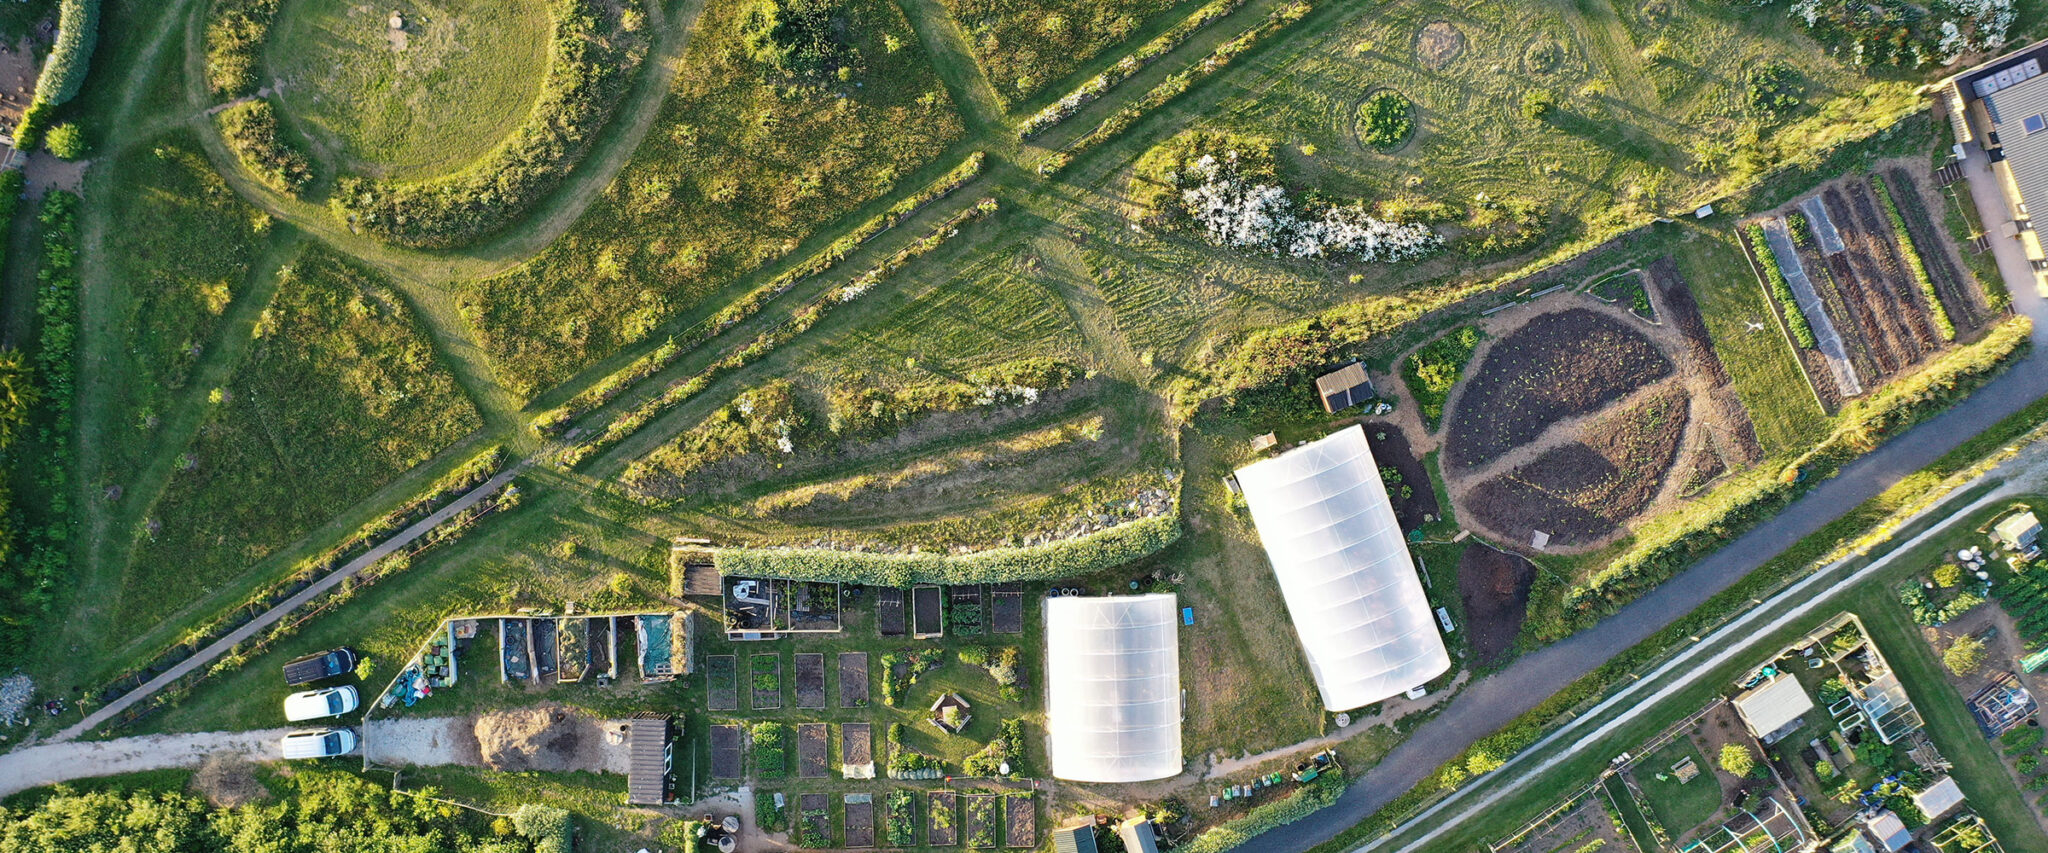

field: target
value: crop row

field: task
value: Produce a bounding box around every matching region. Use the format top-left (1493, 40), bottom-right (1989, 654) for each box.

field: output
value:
top-left (1037, 1), bottom-right (1313, 176)
top-left (552, 198), bottom-right (1001, 469)
top-left (1744, 222), bottom-right (1818, 349)
top-left (1870, 178), bottom-right (1957, 341)
top-left (532, 152), bottom-right (986, 436)
top-left (1017, 0), bottom-right (1248, 138)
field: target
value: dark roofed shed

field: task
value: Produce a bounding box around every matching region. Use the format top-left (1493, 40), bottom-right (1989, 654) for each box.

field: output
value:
top-left (1314, 362), bottom-right (1375, 413)
top-left (626, 713), bottom-right (673, 805)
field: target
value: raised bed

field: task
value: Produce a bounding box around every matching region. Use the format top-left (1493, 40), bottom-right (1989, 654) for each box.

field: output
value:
top-left (841, 722), bottom-right (873, 776)
top-left (878, 587), bottom-right (906, 636)
top-left (992, 591), bottom-right (1023, 634)
top-left (588, 617), bottom-right (613, 680)
top-left (929, 791), bottom-right (959, 846)
top-left (799, 793), bottom-right (833, 848)
top-left (887, 791), bottom-right (919, 847)
top-left (531, 618), bottom-right (558, 680)
top-left (964, 794), bottom-right (999, 848)
top-left (795, 653), bottom-right (827, 709)
top-left (707, 654), bottom-right (739, 711)
top-left (1004, 794), bottom-right (1036, 848)
top-left (798, 723), bottom-right (830, 778)
top-left (949, 586), bottom-right (985, 636)
top-left (845, 795), bottom-right (876, 848)
top-left (709, 723), bottom-right (743, 778)
top-left (913, 585), bottom-right (944, 638)
top-left (500, 618), bottom-right (530, 681)
top-left (839, 652), bottom-right (870, 707)
top-left (751, 654), bottom-right (783, 710)
top-left (559, 618), bottom-right (589, 683)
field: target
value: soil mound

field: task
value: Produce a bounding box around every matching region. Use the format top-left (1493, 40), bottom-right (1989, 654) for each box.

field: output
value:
top-left (1417, 22), bottom-right (1465, 69)
top-left (190, 753), bottom-right (268, 808)
top-left (474, 705), bottom-right (604, 772)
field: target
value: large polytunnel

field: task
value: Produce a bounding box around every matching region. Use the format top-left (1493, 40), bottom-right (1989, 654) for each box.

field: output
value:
top-left (1234, 424), bottom-right (1450, 712)
top-left (1044, 593), bottom-right (1183, 783)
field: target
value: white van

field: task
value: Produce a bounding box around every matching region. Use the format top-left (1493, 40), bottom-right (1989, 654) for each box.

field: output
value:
top-left (280, 728), bottom-right (356, 759)
top-left (283, 685), bottom-right (359, 722)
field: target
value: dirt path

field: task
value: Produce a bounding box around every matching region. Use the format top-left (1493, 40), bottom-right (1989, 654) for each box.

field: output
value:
top-left (0, 727), bottom-right (292, 798)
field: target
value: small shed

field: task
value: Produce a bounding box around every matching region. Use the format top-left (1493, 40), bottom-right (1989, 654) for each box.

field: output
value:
top-left (1314, 362), bottom-right (1375, 413)
top-left (1913, 775), bottom-right (1966, 820)
top-left (1052, 824), bottom-right (1099, 853)
top-left (626, 713), bottom-right (674, 805)
top-left (1863, 810), bottom-right (1911, 852)
top-left (1250, 432), bottom-right (1279, 452)
top-left (1118, 818), bottom-right (1161, 853)
top-left (1995, 510), bottom-right (2041, 552)
top-left (1732, 675), bottom-right (1813, 744)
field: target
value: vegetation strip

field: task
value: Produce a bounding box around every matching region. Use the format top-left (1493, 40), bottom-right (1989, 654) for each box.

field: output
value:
top-left (1743, 223), bottom-right (1817, 349)
top-left (1038, 1), bottom-right (1312, 175)
top-left (714, 512), bottom-right (1181, 585)
top-left (1017, 0), bottom-right (1248, 138)
top-left (556, 197), bottom-right (1001, 469)
top-left (1871, 176), bottom-right (1958, 341)
top-left (533, 152), bottom-right (987, 436)
top-left (0, 188), bottom-right (77, 665)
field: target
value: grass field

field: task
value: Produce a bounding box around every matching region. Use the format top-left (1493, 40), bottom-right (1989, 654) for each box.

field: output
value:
top-left (267, 0), bottom-right (551, 179)
top-left (117, 245), bottom-right (481, 628)
top-left (944, 0), bottom-right (1182, 105)
top-left (1633, 737), bottom-right (1719, 837)
top-left (454, 0), bottom-right (966, 399)
top-left (1667, 224), bottom-right (1827, 456)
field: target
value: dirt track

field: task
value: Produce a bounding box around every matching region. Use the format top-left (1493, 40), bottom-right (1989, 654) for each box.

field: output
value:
top-left (0, 727), bottom-right (293, 797)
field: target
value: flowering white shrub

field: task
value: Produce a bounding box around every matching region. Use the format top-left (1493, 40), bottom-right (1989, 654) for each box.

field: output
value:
top-left (1177, 154), bottom-right (1440, 262)
top-left (973, 384), bottom-right (1044, 406)
top-left (1939, 21), bottom-right (1968, 64)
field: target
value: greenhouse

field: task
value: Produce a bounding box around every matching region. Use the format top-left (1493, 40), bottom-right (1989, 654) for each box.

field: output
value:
top-left (1234, 425), bottom-right (1450, 711)
top-left (1044, 594), bottom-right (1184, 783)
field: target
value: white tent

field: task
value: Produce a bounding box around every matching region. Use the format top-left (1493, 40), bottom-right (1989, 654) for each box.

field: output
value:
top-left (1234, 425), bottom-right (1449, 711)
top-left (1045, 594), bottom-right (1183, 783)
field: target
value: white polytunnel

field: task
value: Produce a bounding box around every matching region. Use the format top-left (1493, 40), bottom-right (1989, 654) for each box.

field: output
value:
top-left (1233, 424), bottom-right (1450, 712)
top-left (1044, 593), bottom-right (1183, 783)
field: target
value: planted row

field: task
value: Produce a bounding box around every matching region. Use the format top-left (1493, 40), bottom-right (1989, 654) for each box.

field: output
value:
top-left (557, 198), bottom-right (1000, 469)
top-left (533, 152), bottom-right (986, 436)
top-left (1744, 222), bottom-right (1817, 348)
top-left (1038, 1), bottom-right (1313, 176)
top-left (714, 513), bottom-right (1181, 587)
top-left (1871, 177), bottom-right (1957, 341)
top-left (1018, 0), bottom-right (1248, 138)
top-left (0, 189), bottom-right (78, 665)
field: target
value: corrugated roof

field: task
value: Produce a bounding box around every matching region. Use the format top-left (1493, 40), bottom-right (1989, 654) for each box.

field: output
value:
top-left (626, 715), bottom-right (671, 805)
top-left (1314, 362), bottom-right (1374, 412)
top-left (1732, 675), bottom-right (1813, 739)
top-left (1053, 825), bottom-right (1099, 853)
top-left (1986, 73), bottom-right (2048, 216)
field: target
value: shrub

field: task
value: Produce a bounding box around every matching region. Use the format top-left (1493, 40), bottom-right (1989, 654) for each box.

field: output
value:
top-left (1403, 326), bottom-right (1484, 428)
top-left (33, 0), bottom-right (98, 106)
top-left (715, 513), bottom-right (1181, 586)
top-left (1815, 760), bottom-right (1836, 779)
top-left (1357, 91), bottom-right (1413, 148)
top-left (2002, 726), bottom-right (2043, 753)
top-left (1520, 89), bottom-right (1556, 119)
top-left (216, 100), bottom-right (312, 195)
top-left (1933, 563), bottom-right (1962, 588)
top-left (513, 804), bottom-right (574, 853)
top-left (44, 123), bottom-right (84, 160)
top-left (739, 0), bottom-right (853, 82)
top-left (1945, 634), bottom-right (1987, 675)
top-left (204, 0), bottom-right (278, 96)
top-left (14, 100), bottom-right (51, 149)
top-left (1719, 744), bottom-right (1756, 777)
top-left (1173, 772), bottom-right (1346, 853)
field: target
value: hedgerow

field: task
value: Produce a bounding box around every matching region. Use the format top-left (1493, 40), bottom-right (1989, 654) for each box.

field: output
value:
top-left (1017, 0), bottom-right (1248, 138)
top-left (714, 513), bottom-right (1180, 586)
top-left (334, 0), bottom-right (643, 247)
top-left (32, 0), bottom-right (96, 106)
top-left (0, 191), bottom-right (79, 666)
top-left (1870, 176), bottom-right (1956, 341)
top-left (216, 99), bottom-right (312, 195)
top-left (1743, 222), bottom-right (1816, 348)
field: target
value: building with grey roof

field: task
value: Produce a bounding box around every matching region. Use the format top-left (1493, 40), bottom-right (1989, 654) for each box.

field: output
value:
top-left (1948, 40), bottom-right (2048, 273)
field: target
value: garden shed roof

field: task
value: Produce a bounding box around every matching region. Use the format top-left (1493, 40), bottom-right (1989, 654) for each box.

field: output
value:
top-left (1314, 362), bottom-right (1375, 413)
top-left (625, 713), bottom-right (671, 805)
top-left (1732, 675), bottom-right (1812, 743)
top-left (1914, 775), bottom-right (1965, 820)
top-left (1045, 594), bottom-right (1183, 783)
top-left (1053, 824), bottom-right (1100, 853)
top-left (1233, 425), bottom-right (1450, 711)
top-left (1995, 510), bottom-right (2040, 547)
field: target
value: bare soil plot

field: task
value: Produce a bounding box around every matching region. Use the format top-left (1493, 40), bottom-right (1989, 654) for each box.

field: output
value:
top-left (964, 794), bottom-right (1000, 848)
top-left (588, 617), bottom-right (612, 678)
top-left (913, 585), bottom-right (944, 638)
top-left (929, 791), bottom-right (959, 846)
top-left (846, 796), bottom-right (876, 848)
top-left (710, 724), bottom-right (742, 778)
top-left (707, 655), bottom-right (739, 711)
top-left (750, 654), bottom-right (782, 711)
top-left (992, 592), bottom-right (1024, 634)
top-left (842, 722), bottom-right (873, 768)
top-left (878, 587), bottom-right (906, 636)
top-left (1884, 168), bottom-right (1992, 333)
top-left (798, 723), bottom-right (830, 778)
top-left (1465, 385), bottom-right (1690, 548)
top-left (796, 653), bottom-right (827, 709)
top-left (1444, 308), bottom-right (1672, 470)
top-left (1004, 794), bottom-right (1036, 848)
top-left (840, 652), bottom-right (870, 707)
top-left (1361, 421), bottom-right (1440, 530)
top-left (1456, 544), bottom-right (1535, 665)
top-left (1498, 789), bottom-right (1642, 853)
top-left (800, 793), bottom-right (833, 846)
top-left (949, 586), bottom-right (985, 636)
top-left (1416, 21), bottom-right (1465, 69)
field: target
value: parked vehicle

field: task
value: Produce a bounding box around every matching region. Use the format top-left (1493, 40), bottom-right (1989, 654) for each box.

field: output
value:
top-left (283, 685), bottom-right (360, 722)
top-left (280, 728), bottom-right (357, 759)
top-left (283, 648), bottom-right (358, 685)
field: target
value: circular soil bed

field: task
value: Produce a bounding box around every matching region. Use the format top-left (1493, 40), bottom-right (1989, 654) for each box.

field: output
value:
top-left (1416, 22), bottom-right (1465, 70)
top-left (1443, 307), bottom-right (1672, 471)
top-left (1461, 384), bottom-right (1690, 549)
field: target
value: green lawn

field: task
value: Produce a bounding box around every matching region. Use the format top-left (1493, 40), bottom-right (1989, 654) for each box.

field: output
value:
top-left (943, 0), bottom-right (1183, 105)
top-left (118, 245), bottom-right (482, 628)
top-left (1633, 737), bottom-right (1720, 838)
top-left (1601, 775), bottom-right (1657, 852)
top-left (267, 0), bottom-right (551, 180)
top-left (1667, 223), bottom-right (1827, 457)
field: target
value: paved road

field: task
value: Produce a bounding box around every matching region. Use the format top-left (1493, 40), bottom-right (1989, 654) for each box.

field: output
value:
top-left (0, 727), bottom-right (293, 797)
top-left (1256, 156), bottom-right (2048, 852)
top-left (52, 464), bottom-right (527, 743)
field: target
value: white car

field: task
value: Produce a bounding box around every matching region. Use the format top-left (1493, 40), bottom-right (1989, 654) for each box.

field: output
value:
top-left (280, 728), bottom-right (356, 759)
top-left (282, 685), bottom-right (359, 722)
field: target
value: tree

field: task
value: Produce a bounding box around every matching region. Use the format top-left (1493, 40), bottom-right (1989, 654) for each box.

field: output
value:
top-left (1520, 89), bottom-right (1556, 119)
top-left (1933, 563), bottom-right (1963, 588)
top-left (738, 0), bottom-right (853, 82)
top-left (44, 123), bottom-right (84, 159)
top-left (1719, 743), bottom-right (1756, 777)
top-left (1945, 634), bottom-right (1988, 675)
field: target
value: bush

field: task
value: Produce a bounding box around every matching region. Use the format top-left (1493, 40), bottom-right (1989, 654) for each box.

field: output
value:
top-left (1945, 634), bottom-right (1988, 675)
top-left (44, 123), bottom-right (84, 160)
top-left (1173, 772), bottom-right (1346, 853)
top-left (513, 804), bottom-right (574, 853)
top-left (33, 0), bottom-right (98, 106)
top-left (204, 0), bottom-right (279, 96)
top-left (739, 0), bottom-right (853, 82)
top-left (1403, 326), bottom-right (1484, 428)
top-left (14, 100), bottom-right (51, 150)
top-left (1357, 91), bottom-right (1413, 148)
top-left (1719, 743), bottom-right (1756, 777)
top-left (1520, 89), bottom-right (1555, 119)
top-left (1933, 563), bottom-right (1962, 588)
top-left (715, 513), bottom-right (1181, 586)
top-left (216, 100), bottom-right (312, 195)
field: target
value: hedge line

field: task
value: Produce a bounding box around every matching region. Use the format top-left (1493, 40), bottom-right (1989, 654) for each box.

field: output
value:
top-left (1870, 176), bottom-right (1956, 341)
top-left (1743, 222), bottom-right (1817, 348)
top-left (1559, 314), bottom-right (2032, 625)
top-left (1177, 772), bottom-right (1346, 853)
top-left (713, 513), bottom-right (1181, 586)
top-left (1017, 0), bottom-right (1248, 139)
top-left (34, 0), bottom-right (96, 106)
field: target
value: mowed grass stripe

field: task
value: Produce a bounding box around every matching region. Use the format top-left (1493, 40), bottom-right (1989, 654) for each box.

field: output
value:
top-left (1670, 226), bottom-right (1826, 456)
